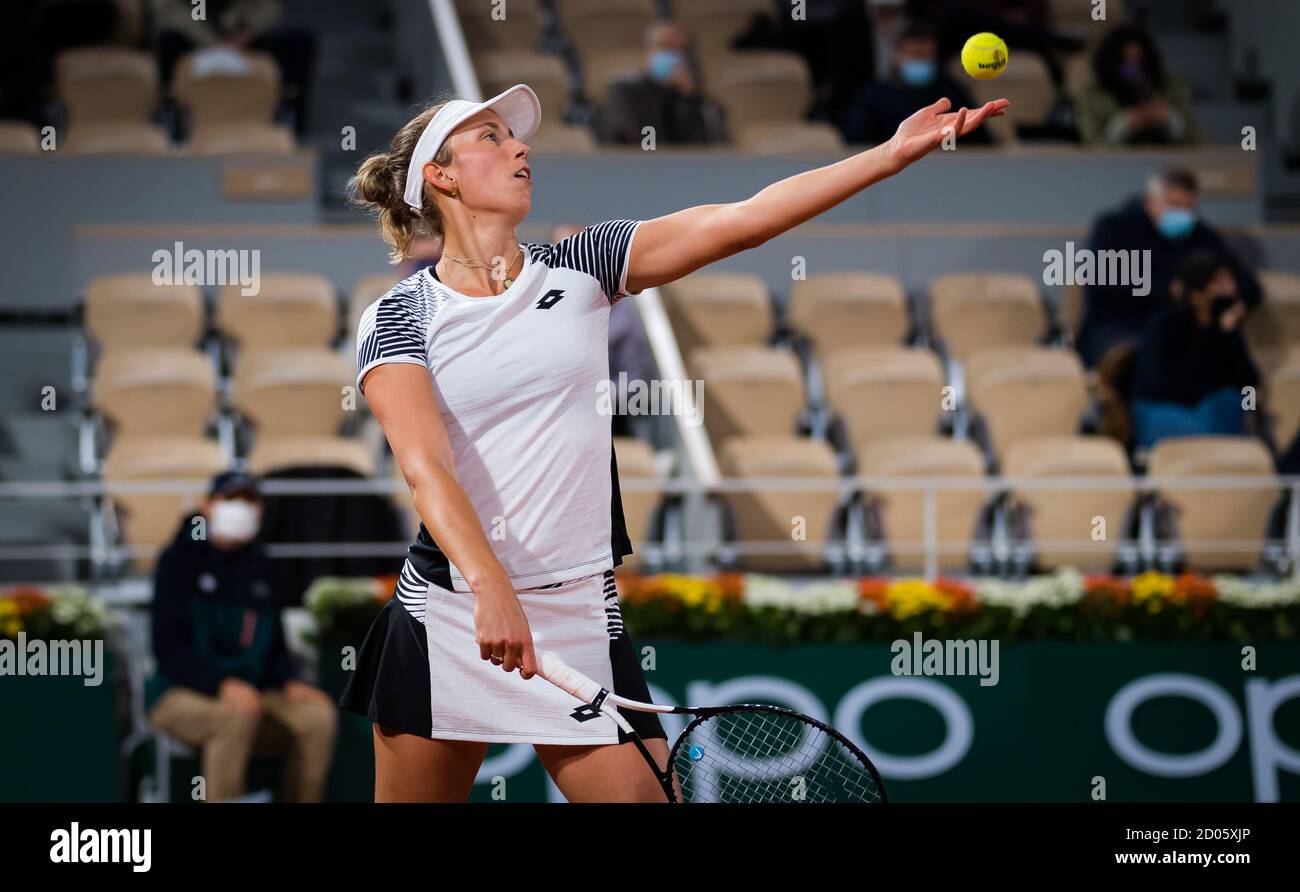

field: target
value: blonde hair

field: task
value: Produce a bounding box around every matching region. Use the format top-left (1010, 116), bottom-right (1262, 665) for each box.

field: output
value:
top-left (348, 99), bottom-right (456, 264)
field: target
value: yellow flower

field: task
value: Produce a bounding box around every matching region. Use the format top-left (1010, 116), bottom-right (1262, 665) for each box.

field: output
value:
top-left (0, 598), bottom-right (17, 617)
top-left (884, 578), bottom-right (951, 620)
top-left (2, 617), bottom-right (20, 637)
top-left (1132, 571), bottom-right (1175, 603)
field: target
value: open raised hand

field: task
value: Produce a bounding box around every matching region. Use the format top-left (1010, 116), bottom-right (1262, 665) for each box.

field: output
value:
top-left (886, 97), bottom-right (1011, 171)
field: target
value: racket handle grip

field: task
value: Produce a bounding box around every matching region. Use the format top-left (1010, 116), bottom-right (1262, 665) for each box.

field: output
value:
top-left (539, 650), bottom-right (604, 703)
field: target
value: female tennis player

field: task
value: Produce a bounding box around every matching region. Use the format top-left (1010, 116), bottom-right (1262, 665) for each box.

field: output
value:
top-left (340, 83), bottom-right (1007, 802)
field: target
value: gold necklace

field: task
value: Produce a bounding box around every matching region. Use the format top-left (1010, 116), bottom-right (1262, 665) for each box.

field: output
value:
top-left (441, 243), bottom-right (524, 290)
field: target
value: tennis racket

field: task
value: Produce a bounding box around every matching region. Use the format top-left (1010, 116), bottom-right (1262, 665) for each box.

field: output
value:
top-left (538, 650), bottom-right (888, 803)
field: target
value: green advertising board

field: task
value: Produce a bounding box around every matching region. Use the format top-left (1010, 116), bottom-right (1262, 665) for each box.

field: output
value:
top-left (321, 641), bottom-right (1300, 803)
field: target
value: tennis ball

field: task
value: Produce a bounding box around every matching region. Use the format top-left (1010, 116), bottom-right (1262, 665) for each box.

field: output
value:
top-left (961, 32), bottom-right (1008, 80)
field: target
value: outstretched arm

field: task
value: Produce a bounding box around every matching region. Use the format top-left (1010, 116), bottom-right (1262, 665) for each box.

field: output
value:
top-left (624, 97), bottom-right (1009, 294)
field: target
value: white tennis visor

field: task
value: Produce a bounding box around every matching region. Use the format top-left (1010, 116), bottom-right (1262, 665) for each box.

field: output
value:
top-left (402, 83), bottom-right (542, 212)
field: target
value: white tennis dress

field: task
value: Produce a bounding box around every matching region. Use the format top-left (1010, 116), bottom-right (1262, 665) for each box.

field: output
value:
top-left (339, 220), bottom-right (665, 745)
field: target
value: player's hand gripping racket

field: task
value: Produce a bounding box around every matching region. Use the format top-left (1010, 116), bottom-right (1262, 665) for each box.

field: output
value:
top-left (537, 651), bottom-right (888, 803)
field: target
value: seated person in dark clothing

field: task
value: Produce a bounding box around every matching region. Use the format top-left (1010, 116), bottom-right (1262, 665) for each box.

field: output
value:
top-left (146, 471), bottom-right (337, 802)
top-left (1130, 253), bottom-right (1259, 451)
top-left (842, 22), bottom-right (990, 146)
top-left (1076, 168), bottom-right (1262, 369)
top-left (598, 19), bottom-right (728, 147)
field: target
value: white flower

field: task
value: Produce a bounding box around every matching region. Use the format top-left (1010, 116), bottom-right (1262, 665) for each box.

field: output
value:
top-left (1213, 575), bottom-right (1300, 608)
top-left (975, 568), bottom-right (1084, 616)
top-left (741, 574), bottom-right (857, 615)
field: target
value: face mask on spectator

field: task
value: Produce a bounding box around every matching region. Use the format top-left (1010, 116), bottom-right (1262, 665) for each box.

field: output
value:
top-left (209, 499), bottom-right (261, 543)
top-left (899, 59), bottom-right (936, 87)
top-left (1158, 208), bottom-right (1196, 239)
top-left (650, 50), bottom-right (684, 82)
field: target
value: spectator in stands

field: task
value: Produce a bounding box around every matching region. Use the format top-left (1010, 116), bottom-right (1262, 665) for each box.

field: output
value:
top-left (868, 0), bottom-right (907, 82)
top-left (842, 22), bottom-right (989, 147)
top-left (146, 470), bottom-right (337, 802)
top-left (598, 20), bottom-right (728, 147)
top-left (1076, 25), bottom-right (1199, 146)
top-left (1076, 168), bottom-right (1261, 368)
top-left (149, 0), bottom-right (316, 134)
top-left (1130, 253), bottom-right (1258, 450)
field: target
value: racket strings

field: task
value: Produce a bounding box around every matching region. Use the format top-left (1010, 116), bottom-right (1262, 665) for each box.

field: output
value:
top-left (674, 709), bottom-right (882, 803)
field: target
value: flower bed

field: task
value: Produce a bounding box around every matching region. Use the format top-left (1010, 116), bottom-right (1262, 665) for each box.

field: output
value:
top-left (303, 569), bottom-right (1300, 646)
top-left (0, 584), bottom-right (111, 640)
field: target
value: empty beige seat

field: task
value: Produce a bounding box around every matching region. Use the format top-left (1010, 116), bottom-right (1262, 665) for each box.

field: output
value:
top-left (583, 49), bottom-right (649, 105)
top-left (186, 123), bottom-right (294, 155)
top-left (677, 0), bottom-right (771, 54)
top-left (102, 436), bottom-right (228, 570)
top-left (956, 52), bottom-right (1053, 142)
top-left (691, 346), bottom-right (805, 448)
top-left (561, 0), bottom-right (657, 56)
top-left (613, 435), bottom-right (662, 569)
top-left (707, 51), bottom-right (812, 128)
top-left (456, 0), bottom-right (543, 52)
top-left (788, 272), bottom-right (908, 353)
top-left (1148, 436), bottom-right (1276, 571)
top-left (1003, 435), bottom-right (1134, 571)
top-left (527, 122), bottom-right (597, 153)
top-left (65, 122), bottom-right (169, 155)
top-left (247, 435), bottom-right (376, 477)
top-left (0, 121), bottom-right (40, 154)
top-left (174, 50), bottom-right (280, 131)
top-left (967, 347), bottom-right (1088, 458)
top-left (662, 271), bottom-right (772, 356)
top-left (929, 272), bottom-right (1046, 362)
top-left (1268, 348), bottom-right (1300, 450)
top-left (56, 47), bottom-right (158, 124)
top-left (231, 348), bottom-right (354, 437)
top-left (85, 274), bottom-right (204, 350)
top-left (475, 51), bottom-right (570, 124)
top-left (858, 437), bottom-right (986, 572)
top-left (824, 347), bottom-right (944, 452)
top-left (218, 273), bottom-right (338, 350)
top-left (736, 122), bottom-right (844, 154)
top-left (719, 435), bottom-right (841, 571)
top-left (94, 349), bottom-right (216, 439)
top-left (1058, 283), bottom-right (1084, 341)
top-left (1244, 271), bottom-right (1300, 377)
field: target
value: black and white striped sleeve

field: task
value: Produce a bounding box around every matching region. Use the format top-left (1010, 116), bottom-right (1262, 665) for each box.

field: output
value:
top-left (549, 219), bottom-right (644, 304)
top-left (355, 283), bottom-right (432, 395)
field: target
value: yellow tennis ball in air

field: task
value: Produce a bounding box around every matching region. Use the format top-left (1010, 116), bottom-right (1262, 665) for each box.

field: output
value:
top-left (961, 32), bottom-right (1008, 80)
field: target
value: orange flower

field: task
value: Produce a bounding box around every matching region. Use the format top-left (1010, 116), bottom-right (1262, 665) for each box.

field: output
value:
top-left (3, 586), bottom-right (52, 616)
top-left (933, 577), bottom-right (976, 612)
top-left (858, 578), bottom-right (888, 610)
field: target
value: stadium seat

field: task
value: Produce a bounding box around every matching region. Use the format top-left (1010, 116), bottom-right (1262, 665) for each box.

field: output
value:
top-left (475, 51), bottom-right (570, 125)
top-left (56, 47), bottom-right (158, 124)
top-left (1148, 436), bottom-right (1277, 571)
top-left (1267, 348), bottom-right (1300, 451)
top-left (247, 435), bottom-right (376, 478)
top-left (705, 51), bottom-right (813, 128)
top-left (527, 123), bottom-right (597, 153)
top-left (1003, 435), bottom-right (1134, 571)
top-left (185, 123), bottom-right (295, 155)
top-left (218, 273), bottom-right (338, 351)
top-left (560, 0), bottom-right (657, 57)
top-left (858, 436), bottom-right (987, 572)
top-left (581, 49), bottom-right (648, 106)
top-left (455, 0), bottom-right (543, 52)
top-left (823, 347), bottom-right (945, 452)
top-left (736, 122), bottom-right (844, 154)
top-left (230, 348), bottom-right (354, 438)
top-left (661, 271), bottom-right (773, 356)
top-left (101, 436), bottom-right (228, 571)
top-left (612, 435), bottom-right (663, 570)
top-left (93, 349), bottom-right (217, 439)
top-left (718, 435), bottom-right (841, 571)
top-left (966, 346), bottom-right (1088, 459)
top-left (787, 272), bottom-right (908, 353)
top-left (1243, 270), bottom-right (1300, 377)
top-left (85, 274), bottom-right (204, 350)
top-left (173, 50), bottom-right (281, 132)
top-left (64, 122), bottom-right (170, 155)
top-left (0, 121), bottom-right (40, 154)
top-left (675, 0), bottom-right (771, 55)
top-left (928, 272), bottom-right (1046, 363)
top-left (1058, 283), bottom-right (1084, 341)
top-left (690, 346), bottom-right (804, 448)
